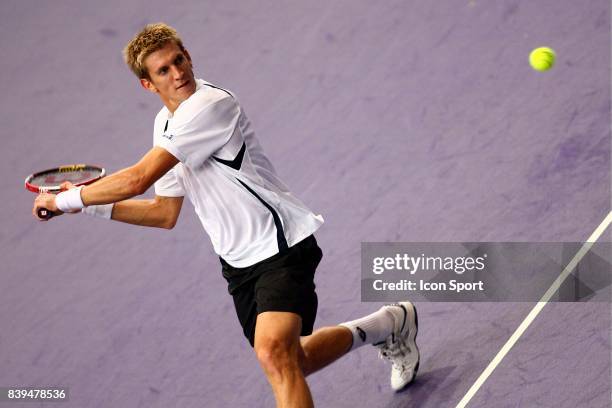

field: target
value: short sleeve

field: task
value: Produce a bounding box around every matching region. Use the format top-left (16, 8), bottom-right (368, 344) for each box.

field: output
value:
top-left (154, 167), bottom-right (185, 197)
top-left (155, 95), bottom-right (240, 168)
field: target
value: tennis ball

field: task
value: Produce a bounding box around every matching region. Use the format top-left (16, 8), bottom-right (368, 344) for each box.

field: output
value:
top-left (529, 47), bottom-right (556, 71)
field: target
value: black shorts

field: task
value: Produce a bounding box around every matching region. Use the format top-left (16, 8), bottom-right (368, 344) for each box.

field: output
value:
top-left (220, 235), bottom-right (322, 347)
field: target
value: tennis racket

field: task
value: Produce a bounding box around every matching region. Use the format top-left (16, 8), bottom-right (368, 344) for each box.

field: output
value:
top-left (25, 164), bottom-right (106, 219)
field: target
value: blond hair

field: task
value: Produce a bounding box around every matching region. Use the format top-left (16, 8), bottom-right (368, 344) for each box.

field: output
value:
top-left (123, 23), bottom-right (185, 79)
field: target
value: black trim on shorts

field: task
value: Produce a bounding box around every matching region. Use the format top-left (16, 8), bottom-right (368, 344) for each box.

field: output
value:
top-left (236, 179), bottom-right (288, 252)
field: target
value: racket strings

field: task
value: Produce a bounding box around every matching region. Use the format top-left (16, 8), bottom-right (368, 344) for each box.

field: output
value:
top-left (30, 170), bottom-right (96, 187)
top-left (25, 165), bottom-right (104, 193)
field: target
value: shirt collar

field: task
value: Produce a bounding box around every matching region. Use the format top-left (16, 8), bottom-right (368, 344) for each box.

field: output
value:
top-left (167, 78), bottom-right (206, 118)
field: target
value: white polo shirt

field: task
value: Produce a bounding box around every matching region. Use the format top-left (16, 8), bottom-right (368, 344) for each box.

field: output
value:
top-left (153, 79), bottom-right (324, 267)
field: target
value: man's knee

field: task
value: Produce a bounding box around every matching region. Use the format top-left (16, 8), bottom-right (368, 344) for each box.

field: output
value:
top-left (255, 336), bottom-right (301, 379)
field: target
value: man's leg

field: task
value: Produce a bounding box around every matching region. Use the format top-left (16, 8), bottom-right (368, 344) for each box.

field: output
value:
top-left (298, 326), bottom-right (353, 376)
top-left (254, 305), bottom-right (419, 407)
top-left (296, 305), bottom-right (399, 376)
top-left (254, 311), bottom-right (314, 408)
top-left (299, 303), bottom-right (420, 391)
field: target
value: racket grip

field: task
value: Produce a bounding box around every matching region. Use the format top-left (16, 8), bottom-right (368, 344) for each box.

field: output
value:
top-left (37, 208), bottom-right (55, 220)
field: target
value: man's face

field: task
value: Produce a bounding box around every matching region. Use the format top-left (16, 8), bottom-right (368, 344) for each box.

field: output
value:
top-left (141, 41), bottom-right (197, 112)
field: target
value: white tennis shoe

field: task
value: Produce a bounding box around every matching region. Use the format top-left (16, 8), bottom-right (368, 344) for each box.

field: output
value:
top-left (377, 301), bottom-right (420, 391)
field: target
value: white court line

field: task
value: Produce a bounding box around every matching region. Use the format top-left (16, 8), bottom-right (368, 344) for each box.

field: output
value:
top-left (455, 211), bottom-right (612, 408)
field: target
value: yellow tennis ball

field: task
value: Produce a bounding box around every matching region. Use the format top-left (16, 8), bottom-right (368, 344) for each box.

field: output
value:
top-left (529, 47), bottom-right (556, 71)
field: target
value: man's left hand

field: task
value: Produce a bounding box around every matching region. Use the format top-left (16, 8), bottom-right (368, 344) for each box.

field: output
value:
top-left (33, 193), bottom-right (63, 221)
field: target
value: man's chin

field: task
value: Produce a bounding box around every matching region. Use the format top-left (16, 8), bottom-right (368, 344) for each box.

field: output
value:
top-left (180, 83), bottom-right (196, 96)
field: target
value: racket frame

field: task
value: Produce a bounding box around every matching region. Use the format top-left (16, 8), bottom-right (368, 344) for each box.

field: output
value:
top-left (24, 164), bottom-right (106, 194)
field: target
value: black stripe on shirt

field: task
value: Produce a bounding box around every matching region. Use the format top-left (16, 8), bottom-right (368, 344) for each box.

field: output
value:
top-left (213, 142), bottom-right (246, 171)
top-left (203, 83), bottom-right (234, 98)
top-left (236, 178), bottom-right (288, 253)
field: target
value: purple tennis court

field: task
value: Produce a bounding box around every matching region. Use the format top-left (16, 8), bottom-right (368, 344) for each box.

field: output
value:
top-left (1, 0), bottom-right (610, 407)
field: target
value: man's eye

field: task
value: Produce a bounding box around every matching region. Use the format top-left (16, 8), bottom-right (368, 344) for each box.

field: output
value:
top-left (159, 68), bottom-right (168, 75)
top-left (176, 55), bottom-right (184, 64)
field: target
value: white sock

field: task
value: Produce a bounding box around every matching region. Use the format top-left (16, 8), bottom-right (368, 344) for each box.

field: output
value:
top-left (339, 307), bottom-right (395, 351)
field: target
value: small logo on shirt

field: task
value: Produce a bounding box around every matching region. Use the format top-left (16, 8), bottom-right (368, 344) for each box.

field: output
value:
top-left (162, 133), bottom-right (174, 140)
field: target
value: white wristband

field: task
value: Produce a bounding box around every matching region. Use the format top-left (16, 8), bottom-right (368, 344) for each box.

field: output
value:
top-left (55, 186), bottom-right (85, 212)
top-left (81, 203), bottom-right (114, 220)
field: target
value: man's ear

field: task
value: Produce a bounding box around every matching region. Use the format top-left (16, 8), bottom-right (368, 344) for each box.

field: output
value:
top-left (140, 77), bottom-right (158, 93)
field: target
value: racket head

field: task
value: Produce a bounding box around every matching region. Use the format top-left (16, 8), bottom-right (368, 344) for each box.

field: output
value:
top-left (25, 164), bottom-right (106, 193)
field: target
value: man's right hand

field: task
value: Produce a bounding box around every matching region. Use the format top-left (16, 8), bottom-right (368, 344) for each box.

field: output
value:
top-left (60, 181), bottom-right (76, 192)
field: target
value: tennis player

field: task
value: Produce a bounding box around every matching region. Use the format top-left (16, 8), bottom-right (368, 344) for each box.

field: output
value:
top-left (32, 23), bottom-right (419, 407)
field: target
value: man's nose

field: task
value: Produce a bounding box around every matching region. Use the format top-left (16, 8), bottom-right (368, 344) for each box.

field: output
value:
top-left (171, 64), bottom-right (184, 79)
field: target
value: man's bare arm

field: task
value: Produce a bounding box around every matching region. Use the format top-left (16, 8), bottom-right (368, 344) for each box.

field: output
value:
top-left (32, 147), bottom-right (183, 222)
top-left (110, 195), bottom-right (184, 229)
top-left (83, 147), bottom-right (183, 228)
top-left (80, 147), bottom-right (180, 205)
